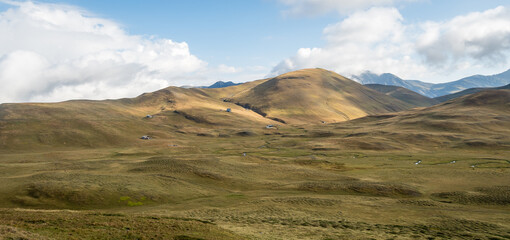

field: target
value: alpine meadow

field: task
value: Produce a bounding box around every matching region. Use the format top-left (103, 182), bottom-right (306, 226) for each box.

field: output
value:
top-left (0, 1), bottom-right (510, 240)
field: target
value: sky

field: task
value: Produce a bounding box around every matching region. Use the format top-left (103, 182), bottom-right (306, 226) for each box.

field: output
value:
top-left (1, 0), bottom-right (510, 103)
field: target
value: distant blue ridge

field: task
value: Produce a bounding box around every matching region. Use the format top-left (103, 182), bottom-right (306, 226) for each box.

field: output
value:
top-left (353, 68), bottom-right (510, 98)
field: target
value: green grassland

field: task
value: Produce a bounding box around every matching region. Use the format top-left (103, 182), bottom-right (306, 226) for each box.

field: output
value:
top-left (0, 129), bottom-right (509, 239)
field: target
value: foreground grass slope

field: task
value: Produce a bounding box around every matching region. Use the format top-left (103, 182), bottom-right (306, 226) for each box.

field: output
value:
top-left (0, 139), bottom-right (508, 239)
top-left (0, 209), bottom-right (244, 240)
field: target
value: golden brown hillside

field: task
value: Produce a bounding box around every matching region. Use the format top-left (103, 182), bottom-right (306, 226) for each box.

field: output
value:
top-left (221, 68), bottom-right (413, 124)
top-left (322, 89), bottom-right (510, 150)
top-left (0, 68), bottom-right (416, 150)
top-left (0, 87), bottom-right (274, 150)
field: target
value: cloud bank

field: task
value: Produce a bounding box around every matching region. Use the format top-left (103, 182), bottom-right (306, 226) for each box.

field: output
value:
top-left (271, 5), bottom-right (510, 81)
top-left (2, 1), bottom-right (509, 102)
top-left (417, 6), bottom-right (510, 66)
top-left (0, 1), bottom-right (207, 103)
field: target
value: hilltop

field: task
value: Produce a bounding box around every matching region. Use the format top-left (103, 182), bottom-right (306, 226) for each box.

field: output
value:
top-left (221, 68), bottom-right (413, 124)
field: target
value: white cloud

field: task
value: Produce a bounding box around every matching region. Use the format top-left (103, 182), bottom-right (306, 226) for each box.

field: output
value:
top-left (270, 6), bottom-right (510, 82)
top-left (0, 1), bottom-right (207, 103)
top-left (217, 64), bottom-right (238, 74)
top-left (270, 7), bottom-right (426, 78)
top-left (323, 7), bottom-right (405, 44)
top-left (416, 6), bottom-right (510, 66)
top-left (277, 0), bottom-right (414, 17)
top-left (204, 64), bottom-right (270, 85)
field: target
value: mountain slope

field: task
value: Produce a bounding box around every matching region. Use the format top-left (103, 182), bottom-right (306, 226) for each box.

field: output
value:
top-left (434, 83), bottom-right (510, 102)
top-left (224, 68), bottom-right (414, 124)
top-left (0, 68), bottom-right (416, 150)
top-left (0, 86), bottom-right (276, 150)
top-left (353, 69), bottom-right (510, 97)
top-left (365, 84), bottom-right (439, 107)
top-left (330, 89), bottom-right (510, 150)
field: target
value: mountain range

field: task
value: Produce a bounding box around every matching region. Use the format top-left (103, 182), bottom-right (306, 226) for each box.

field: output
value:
top-left (0, 68), bottom-right (434, 150)
top-left (364, 84), bottom-right (439, 107)
top-left (206, 81), bottom-right (240, 88)
top-left (352, 69), bottom-right (510, 97)
top-left (1, 68), bottom-right (509, 151)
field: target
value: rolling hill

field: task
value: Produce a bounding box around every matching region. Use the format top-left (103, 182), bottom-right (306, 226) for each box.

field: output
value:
top-left (328, 89), bottom-right (510, 150)
top-left (221, 68), bottom-right (414, 124)
top-left (0, 68), bottom-right (416, 150)
top-left (364, 84), bottom-right (439, 107)
top-left (0, 85), bottom-right (277, 150)
top-left (2, 67), bottom-right (507, 151)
